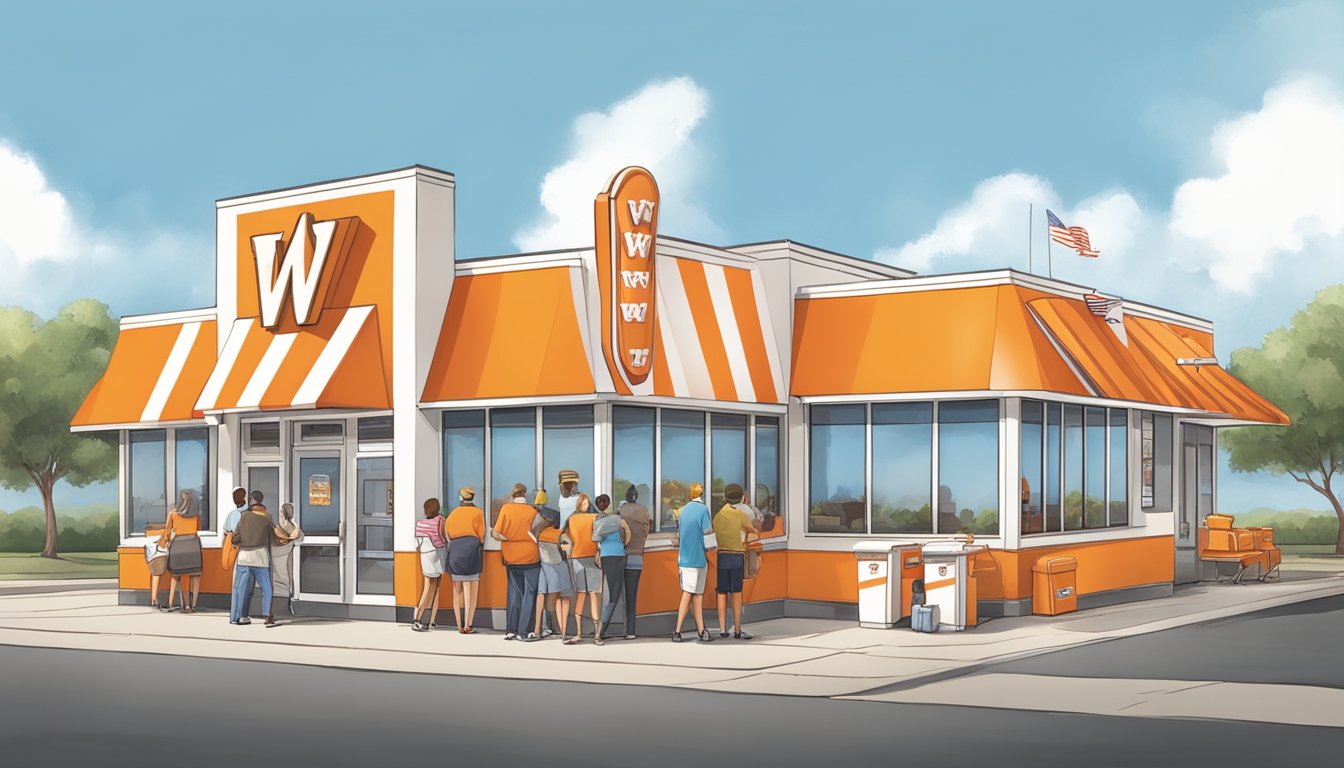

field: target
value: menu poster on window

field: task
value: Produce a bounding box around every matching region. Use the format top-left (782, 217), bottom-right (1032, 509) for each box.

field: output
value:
top-left (1141, 415), bottom-right (1155, 507)
top-left (386, 480), bottom-right (394, 516)
top-left (309, 474), bottom-right (332, 507)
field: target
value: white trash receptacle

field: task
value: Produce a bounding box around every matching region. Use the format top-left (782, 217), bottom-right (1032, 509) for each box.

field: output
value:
top-left (853, 541), bottom-right (915, 628)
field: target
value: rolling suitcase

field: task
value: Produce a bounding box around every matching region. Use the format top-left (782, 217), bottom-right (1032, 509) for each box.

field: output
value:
top-left (912, 604), bottom-right (941, 633)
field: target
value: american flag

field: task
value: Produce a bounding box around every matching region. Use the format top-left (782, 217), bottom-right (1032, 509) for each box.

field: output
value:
top-left (1047, 210), bottom-right (1100, 257)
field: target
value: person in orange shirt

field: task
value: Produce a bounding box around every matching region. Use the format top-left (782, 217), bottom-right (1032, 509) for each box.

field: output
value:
top-left (491, 483), bottom-right (541, 640)
top-left (160, 489), bottom-right (203, 613)
top-left (561, 493), bottom-right (601, 641)
top-left (445, 487), bottom-right (485, 634)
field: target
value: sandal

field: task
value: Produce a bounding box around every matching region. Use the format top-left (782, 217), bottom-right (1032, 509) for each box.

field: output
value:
top-left (593, 636), bottom-right (604, 646)
top-left (461, 626), bottom-right (475, 635)
top-left (734, 630), bottom-right (754, 640)
top-left (672, 632), bottom-right (683, 643)
top-left (563, 636), bottom-right (580, 645)
top-left (697, 630), bottom-right (714, 643)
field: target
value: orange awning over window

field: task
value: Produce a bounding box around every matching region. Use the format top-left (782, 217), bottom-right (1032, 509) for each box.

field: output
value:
top-left (651, 257), bottom-right (785, 404)
top-left (72, 319), bottom-right (218, 430)
top-left (421, 267), bottom-right (595, 402)
top-left (195, 305), bottom-right (388, 413)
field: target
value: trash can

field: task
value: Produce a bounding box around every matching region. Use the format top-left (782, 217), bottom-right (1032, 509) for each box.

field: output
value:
top-left (1032, 555), bottom-right (1078, 616)
top-left (921, 542), bottom-right (987, 631)
top-left (853, 541), bottom-right (921, 628)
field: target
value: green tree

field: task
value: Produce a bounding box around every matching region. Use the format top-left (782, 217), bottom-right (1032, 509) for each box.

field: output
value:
top-left (1222, 285), bottom-right (1344, 555)
top-left (0, 300), bottom-right (118, 559)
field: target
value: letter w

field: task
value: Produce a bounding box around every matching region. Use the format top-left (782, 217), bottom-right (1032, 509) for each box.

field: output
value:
top-left (620, 303), bottom-right (648, 323)
top-left (624, 232), bottom-right (652, 259)
top-left (620, 270), bottom-right (650, 289)
top-left (252, 213), bottom-right (337, 327)
top-left (627, 199), bottom-right (656, 224)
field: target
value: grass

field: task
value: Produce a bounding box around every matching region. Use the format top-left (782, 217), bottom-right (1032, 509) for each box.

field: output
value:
top-left (0, 552), bottom-right (118, 581)
top-left (1280, 544), bottom-right (1340, 556)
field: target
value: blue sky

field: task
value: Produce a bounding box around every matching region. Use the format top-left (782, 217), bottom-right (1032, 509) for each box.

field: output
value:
top-left (1, 0), bottom-right (1342, 514)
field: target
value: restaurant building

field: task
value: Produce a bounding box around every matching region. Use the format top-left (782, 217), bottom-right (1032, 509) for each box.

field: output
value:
top-left (71, 165), bottom-right (1287, 626)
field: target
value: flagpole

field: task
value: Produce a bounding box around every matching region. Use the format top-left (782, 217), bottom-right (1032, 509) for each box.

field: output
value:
top-left (1028, 204), bottom-right (1033, 274)
top-left (1047, 219), bottom-right (1054, 279)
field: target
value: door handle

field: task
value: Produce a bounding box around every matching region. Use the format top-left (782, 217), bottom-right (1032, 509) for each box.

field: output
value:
top-left (338, 521), bottom-right (345, 543)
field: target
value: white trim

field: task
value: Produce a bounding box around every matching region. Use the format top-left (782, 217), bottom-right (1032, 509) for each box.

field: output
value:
top-left (568, 265), bottom-right (596, 383)
top-left (751, 266), bottom-right (787, 401)
top-left (421, 393), bottom-right (601, 411)
top-left (796, 269), bottom-right (1214, 333)
top-left (703, 263), bottom-right (755, 402)
top-left (655, 275), bottom-right (691, 397)
top-left (455, 253), bottom-right (588, 276)
top-left (656, 254), bottom-right (713, 398)
top-left (140, 322), bottom-right (202, 422)
top-left (196, 318), bottom-right (253, 411)
top-left (217, 166), bottom-right (454, 210)
top-left (120, 307), bottom-right (217, 330)
top-left (292, 306), bottom-right (373, 406)
top-left (237, 333), bottom-right (297, 409)
top-left (725, 240), bottom-right (915, 278)
top-left (73, 419), bottom-right (204, 434)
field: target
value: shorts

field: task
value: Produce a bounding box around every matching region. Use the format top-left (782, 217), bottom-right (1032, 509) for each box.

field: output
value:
top-left (716, 552), bottom-right (745, 594)
top-left (419, 547), bottom-right (445, 579)
top-left (679, 566), bottom-right (707, 595)
top-left (148, 556), bottom-right (168, 576)
top-left (571, 557), bottom-right (602, 592)
top-left (538, 560), bottom-right (575, 596)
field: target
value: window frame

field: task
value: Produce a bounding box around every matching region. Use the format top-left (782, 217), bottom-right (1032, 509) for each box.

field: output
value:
top-left (1022, 398), bottom-right (1132, 538)
top-left (122, 426), bottom-right (216, 539)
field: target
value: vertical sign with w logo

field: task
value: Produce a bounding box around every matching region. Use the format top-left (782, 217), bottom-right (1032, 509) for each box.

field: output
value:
top-left (594, 167), bottom-right (660, 392)
top-left (251, 212), bottom-right (360, 329)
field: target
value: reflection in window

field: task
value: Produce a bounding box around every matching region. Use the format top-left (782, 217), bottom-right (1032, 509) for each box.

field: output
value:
top-left (1063, 405), bottom-right (1084, 530)
top-left (490, 408), bottom-right (535, 519)
top-left (356, 456), bottom-right (394, 595)
top-left (754, 416), bottom-right (781, 534)
top-left (357, 415), bottom-right (394, 443)
top-left (1198, 444), bottom-right (1213, 518)
top-left (613, 406), bottom-right (655, 526)
top-left (128, 430), bottom-right (167, 534)
top-left (175, 427), bottom-right (210, 528)
top-left (660, 410), bottom-right (705, 529)
top-left (937, 401), bottom-right (999, 535)
top-left (1085, 407), bottom-right (1107, 529)
top-left (1045, 403), bottom-right (1062, 532)
top-left (1144, 413), bottom-right (1173, 513)
top-left (808, 405), bottom-right (865, 533)
top-left (542, 406), bottom-right (593, 497)
top-left (1020, 401), bottom-right (1043, 534)
top-left (443, 410), bottom-right (485, 520)
top-left (1109, 409), bottom-right (1128, 526)
top-left (872, 403), bottom-right (932, 534)
top-left (710, 413), bottom-right (748, 513)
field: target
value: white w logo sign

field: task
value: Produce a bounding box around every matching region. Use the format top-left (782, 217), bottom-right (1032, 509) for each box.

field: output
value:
top-left (627, 199), bottom-right (656, 224)
top-left (620, 303), bottom-right (648, 323)
top-left (624, 232), bottom-right (652, 259)
top-left (252, 213), bottom-right (356, 328)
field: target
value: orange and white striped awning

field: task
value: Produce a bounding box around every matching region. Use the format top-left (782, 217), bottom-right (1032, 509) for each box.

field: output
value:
top-left (72, 318), bottom-right (218, 430)
top-left (195, 305), bottom-right (389, 413)
top-left (651, 257), bottom-right (784, 404)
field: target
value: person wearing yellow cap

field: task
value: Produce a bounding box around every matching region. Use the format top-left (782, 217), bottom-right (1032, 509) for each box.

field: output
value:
top-left (556, 469), bottom-right (582, 528)
top-left (444, 487), bottom-right (484, 634)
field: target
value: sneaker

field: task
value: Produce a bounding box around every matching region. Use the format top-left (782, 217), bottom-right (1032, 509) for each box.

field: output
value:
top-left (718, 631), bottom-right (729, 639)
top-left (624, 634), bottom-right (637, 641)
top-left (524, 632), bottom-right (541, 642)
top-left (412, 621), bottom-right (426, 632)
top-left (503, 632), bottom-right (517, 641)
top-left (734, 629), bottom-right (754, 640)
top-left (697, 630), bottom-right (715, 643)
top-left (672, 632), bottom-right (684, 643)
top-left (594, 636), bottom-right (605, 646)
top-left (541, 629), bottom-right (554, 638)
top-left (231, 618), bottom-right (251, 626)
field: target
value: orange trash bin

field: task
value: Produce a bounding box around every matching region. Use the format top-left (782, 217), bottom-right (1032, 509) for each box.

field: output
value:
top-left (1032, 555), bottom-right (1078, 616)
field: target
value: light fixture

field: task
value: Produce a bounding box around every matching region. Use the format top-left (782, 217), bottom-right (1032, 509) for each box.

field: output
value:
top-left (1177, 357), bottom-right (1219, 367)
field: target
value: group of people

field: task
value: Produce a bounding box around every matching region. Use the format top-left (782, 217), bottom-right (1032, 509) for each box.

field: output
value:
top-left (411, 469), bottom-right (762, 644)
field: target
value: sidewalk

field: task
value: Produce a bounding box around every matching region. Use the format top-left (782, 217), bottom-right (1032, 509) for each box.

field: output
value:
top-left (1, 564), bottom-right (1340, 701)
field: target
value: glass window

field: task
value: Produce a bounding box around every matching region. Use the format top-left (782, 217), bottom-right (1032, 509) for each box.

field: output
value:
top-left (1045, 403), bottom-right (1062, 532)
top-left (299, 546), bottom-right (341, 595)
top-left (355, 456), bottom-right (394, 595)
top-left (808, 404), bottom-right (865, 533)
top-left (174, 427), bottom-right (211, 529)
top-left (754, 416), bottom-right (781, 534)
top-left (297, 454), bottom-right (341, 536)
top-left (613, 406), bottom-right (655, 523)
top-left (245, 466), bottom-right (279, 521)
top-left (542, 406), bottom-right (594, 498)
top-left (872, 402), bottom-right (932, 534)
top-left (245, 421), bottom-right (280, 452)
top-left (1020, 401), bottom-right (1044, 535)
top-left (1197, 443), bottom-right (1213, 517)
top-left (1085, 407), bottom-right (1106, 529)
top-left (1063, 405), bottom-right (1084, 531)
top-left (710, 413), bottom-right (748, 513)
top-left (1109, 409), bottom-right (1128, 526)
top-left (490, 408), bottom-right (535, 519)
top-left (443, 410), bottom-right (485, 515)
top-left (660, 409), bottom-right (705, 530)
top-left (937, 401), bottom-right (999, 535)
top-left (357, 415), bottom-right (394, 443)
top-left (299, 422), bottom-right (344, 443)
top-left (127, 430), bottom-right (167, 534)
top-left (1144, 413), bottom-right (1173, 513)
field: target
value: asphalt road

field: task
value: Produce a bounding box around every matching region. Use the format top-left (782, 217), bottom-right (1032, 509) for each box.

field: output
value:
top-left (989, 593), bottom-right (1344, 688)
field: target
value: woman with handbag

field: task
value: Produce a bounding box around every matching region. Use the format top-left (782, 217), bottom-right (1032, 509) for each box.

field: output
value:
top-left (445, 487), bottom-right (485, 633)
top-left (160, 489), bottom-right (203, 613)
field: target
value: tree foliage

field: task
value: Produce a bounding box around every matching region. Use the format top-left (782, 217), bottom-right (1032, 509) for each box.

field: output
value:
top-left (1222, 284), bottom-right (1344, 554)
top-left (0, 300), bottom-right (119, 557)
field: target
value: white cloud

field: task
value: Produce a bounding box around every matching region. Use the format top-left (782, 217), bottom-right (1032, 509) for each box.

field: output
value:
top-left (1170, 77), bottom-right (1344, 292)
top-left (514, 76), bottom-right (720, 251)
top-left (0, 140), bottom-right (212, 317)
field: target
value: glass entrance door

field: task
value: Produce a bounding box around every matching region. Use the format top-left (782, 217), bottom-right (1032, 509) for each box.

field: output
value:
top-left (353, 457), bottom-right (394, 597)
top-left (294, 450), bottom-right (344, 602)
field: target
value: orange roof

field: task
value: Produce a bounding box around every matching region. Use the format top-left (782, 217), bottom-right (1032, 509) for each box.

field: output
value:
top-left (651, 257), bottom-right (784, 403)
top-left (195, 305), bottom-right (388, 412)
top-left (791, 284), bottom-right (1088, 397)
top-left (72, 319), bottom-right (218, 430)
top-left (421, 267), bottom-right (595, 402)
top-left (792, 284), bottom-right (1287, 424)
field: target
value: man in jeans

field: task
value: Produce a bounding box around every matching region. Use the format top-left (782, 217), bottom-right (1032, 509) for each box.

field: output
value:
top-left (230, 495), bottom-right (291, 627)
top-left (491, 483), bottom-right (541, 640)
